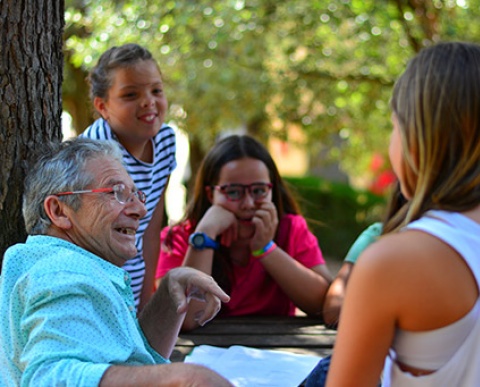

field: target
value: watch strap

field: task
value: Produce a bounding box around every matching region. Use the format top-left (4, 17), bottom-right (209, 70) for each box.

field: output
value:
top-left (189, 232), bottom-right (219, 250)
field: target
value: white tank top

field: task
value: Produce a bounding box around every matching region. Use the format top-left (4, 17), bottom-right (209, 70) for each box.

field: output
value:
top-left (382, 210), bottom-right (480, 387)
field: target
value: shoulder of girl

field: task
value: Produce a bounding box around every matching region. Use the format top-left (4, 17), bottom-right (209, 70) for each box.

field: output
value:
top-left (358, 231), bottom-right (422, 271)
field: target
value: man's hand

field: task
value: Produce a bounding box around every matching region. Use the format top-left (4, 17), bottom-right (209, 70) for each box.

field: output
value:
top-left (139, 267), bottom-right (229, 358)
top-left (166, 267), bottom-right (230, 326)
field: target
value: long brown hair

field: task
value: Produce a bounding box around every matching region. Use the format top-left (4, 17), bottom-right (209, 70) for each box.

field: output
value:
top-left (381, 182), bottom-right (408, 235)
top-left (388, 41), bottom-right (480, 231)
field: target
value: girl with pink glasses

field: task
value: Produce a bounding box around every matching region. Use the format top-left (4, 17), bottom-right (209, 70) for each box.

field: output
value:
top-left (156, 134), bottom-right (332, 331)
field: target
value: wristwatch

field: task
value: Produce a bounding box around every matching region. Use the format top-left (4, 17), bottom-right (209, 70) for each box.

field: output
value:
top-left (188, 232), bottom-right (219, 250)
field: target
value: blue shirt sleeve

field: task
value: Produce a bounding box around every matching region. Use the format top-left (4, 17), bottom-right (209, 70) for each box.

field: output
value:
top-left (344, 222), bottom-right (383, 264)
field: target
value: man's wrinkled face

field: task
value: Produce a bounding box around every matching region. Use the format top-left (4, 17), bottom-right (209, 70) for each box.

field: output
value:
top-left (63, 156), bottom-right (147, 266)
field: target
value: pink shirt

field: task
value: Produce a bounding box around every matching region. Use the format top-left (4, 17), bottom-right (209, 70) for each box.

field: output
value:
top-left (156, 214), bottom-right (325, 316)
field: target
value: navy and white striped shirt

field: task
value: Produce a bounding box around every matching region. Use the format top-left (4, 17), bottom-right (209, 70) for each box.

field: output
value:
top-left (81, 118), bottom-right (177, 308)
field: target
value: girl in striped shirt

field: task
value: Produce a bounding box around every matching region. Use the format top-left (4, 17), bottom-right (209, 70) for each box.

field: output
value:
top-left (81, 43), bottom-right (176, 311)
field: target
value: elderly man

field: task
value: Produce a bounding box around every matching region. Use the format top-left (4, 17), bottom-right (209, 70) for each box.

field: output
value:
top-left (0, 138), bottom-right (231, 386)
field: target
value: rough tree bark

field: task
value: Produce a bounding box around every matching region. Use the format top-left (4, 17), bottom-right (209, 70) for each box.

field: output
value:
top-left (0, 0), bottom-right (65, 267)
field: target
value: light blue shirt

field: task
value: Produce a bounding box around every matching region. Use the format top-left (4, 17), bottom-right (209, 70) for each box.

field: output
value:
top-left (0, 235), bottom-right (167, 386)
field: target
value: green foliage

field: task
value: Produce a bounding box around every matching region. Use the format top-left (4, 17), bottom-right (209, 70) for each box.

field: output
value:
top-left (284, 175), bottom-right (386, 259)
top-left (63, 0), bottom-right (480, 179)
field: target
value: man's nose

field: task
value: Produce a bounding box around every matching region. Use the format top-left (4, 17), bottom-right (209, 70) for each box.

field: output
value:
top-left (124, 197), bottom-right (147, 218)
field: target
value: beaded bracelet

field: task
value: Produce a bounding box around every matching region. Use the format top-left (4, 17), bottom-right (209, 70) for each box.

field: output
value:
top-left (251, 240), bottom-right (278, 260)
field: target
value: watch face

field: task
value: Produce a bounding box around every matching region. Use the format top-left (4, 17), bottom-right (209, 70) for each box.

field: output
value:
top-left (192, 233), bottom-right (205, 246)
top-left (190, 232), bottom-right (218, 250)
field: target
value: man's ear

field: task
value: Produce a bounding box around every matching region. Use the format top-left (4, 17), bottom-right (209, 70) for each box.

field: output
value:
top-left (44, 195), bottom-right (72, 229)
top-left (205, 186), bottom-right (214, 204)
top-left (93, 96), bottom-right (108, 120)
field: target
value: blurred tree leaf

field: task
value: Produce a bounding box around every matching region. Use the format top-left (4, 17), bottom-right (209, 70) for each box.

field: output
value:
top-left (62, 0), bottom-right (479, 180)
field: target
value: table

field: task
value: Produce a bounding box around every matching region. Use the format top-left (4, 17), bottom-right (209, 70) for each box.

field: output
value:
top-left (171, 315), bottom-right (337, 363)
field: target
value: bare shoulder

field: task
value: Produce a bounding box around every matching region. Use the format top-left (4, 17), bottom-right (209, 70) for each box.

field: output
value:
top-left (354, 228), bottom-right (471, 292)
top-left (353, 229), bottom-right (478, 330)
top-left (357, 229), bottom-right (454, 272)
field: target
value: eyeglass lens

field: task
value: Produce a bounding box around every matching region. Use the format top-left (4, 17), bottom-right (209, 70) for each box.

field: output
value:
top-left (113, 184), bottom-right (146, 204)
top-left (222, 183), bottom-right (271, 201)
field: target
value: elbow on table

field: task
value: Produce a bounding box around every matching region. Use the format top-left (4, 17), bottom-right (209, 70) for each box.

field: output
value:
top-left (295, 286), bottom-right (331, 320)
top-left (321, 304), bottom-right (340, 328)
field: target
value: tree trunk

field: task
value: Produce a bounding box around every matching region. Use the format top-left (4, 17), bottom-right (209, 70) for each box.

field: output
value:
top-left (63, 49), bottom-right (95, 135)
top-left (0, 0), bottom-right (65, 267)
top-left (186, 137), bottom-right (205, 194)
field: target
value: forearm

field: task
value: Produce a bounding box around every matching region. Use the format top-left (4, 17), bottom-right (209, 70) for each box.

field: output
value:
top-left (182, 220), bottom-right (221, 273)
top-left (322, 263), bottom-right (353, 327)
top-left (139, 276), bottom-right (185, 358)
top-left (100, 363), bottom-right (232, 387)
top-left (100, 364), bottom-right (180, 387)
top-left (260, 248), bottom-right (330, 315)
top-left (23, 359), bottom-right (108, 386)
top-left (181, 206), bottom-right (236, 274)
top-left (140, 239), bottom-right (160, 311)
top-left (182, 247), bottom-right (215, 274)
top-left (322, 280), bottom-right (346, 327)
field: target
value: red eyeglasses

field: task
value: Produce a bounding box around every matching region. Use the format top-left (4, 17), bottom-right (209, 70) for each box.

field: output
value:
top-left (55, 183), bottom-right (146, 204)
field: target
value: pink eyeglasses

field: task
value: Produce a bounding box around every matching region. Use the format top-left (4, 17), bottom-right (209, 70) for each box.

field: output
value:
top-left (212, 183), bottom-right (273, 201)
top-left (55, 183), bottom-right (146, 204)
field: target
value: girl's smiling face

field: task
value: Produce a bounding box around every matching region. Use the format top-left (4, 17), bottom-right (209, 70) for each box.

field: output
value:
top-left (94, 59), bottom-right (168, 147)
top-left (211, 157), bottom-right (272, 239)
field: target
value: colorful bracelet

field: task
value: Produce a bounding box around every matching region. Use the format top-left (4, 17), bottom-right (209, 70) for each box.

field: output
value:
top-left (251, 240), bottom-right (278, 259)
